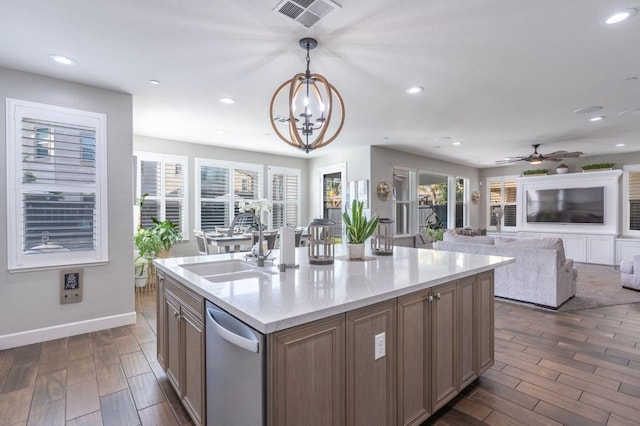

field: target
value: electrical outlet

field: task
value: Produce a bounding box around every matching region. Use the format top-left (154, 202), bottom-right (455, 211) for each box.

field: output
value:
top-left (374, 332), bottom-right (385, 360)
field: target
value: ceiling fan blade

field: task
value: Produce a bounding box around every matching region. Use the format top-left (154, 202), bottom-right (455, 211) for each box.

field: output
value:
top-left (561, 151), bottom-right (584, 158)
top-left (495, 158), bottom-right (527, 164)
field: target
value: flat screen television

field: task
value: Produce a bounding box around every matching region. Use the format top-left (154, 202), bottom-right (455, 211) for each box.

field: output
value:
top-left (526, 187), bottom-right (604, 224)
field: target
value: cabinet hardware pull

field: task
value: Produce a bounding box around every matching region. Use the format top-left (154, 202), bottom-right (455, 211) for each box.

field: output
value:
top-left (428, 295), bottom-right (434, 303)
top-left (436, 293), bottom-right (441, 300)
top-left (173, 310), bottom-right (180, 318)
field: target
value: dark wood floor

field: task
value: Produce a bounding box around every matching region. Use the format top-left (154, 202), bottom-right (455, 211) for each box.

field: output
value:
top-left (2, 290), bottom-right (640, 425)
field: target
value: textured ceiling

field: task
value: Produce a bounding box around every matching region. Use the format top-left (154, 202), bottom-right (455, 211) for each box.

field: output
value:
top-left (1, 0), bottom-right (639, 167)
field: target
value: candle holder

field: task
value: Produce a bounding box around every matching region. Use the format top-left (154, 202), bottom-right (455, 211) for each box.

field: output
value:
top-left (307, 219), bottom-right (335, 265)
top-left (371, 218), bottom-right (394, 256)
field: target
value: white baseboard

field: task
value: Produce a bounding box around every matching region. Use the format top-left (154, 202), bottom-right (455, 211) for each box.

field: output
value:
top-left (0, 311), bottom-right (137, 350)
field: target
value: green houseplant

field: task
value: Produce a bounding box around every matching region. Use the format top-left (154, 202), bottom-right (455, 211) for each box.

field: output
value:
top-left (582, 162), bottom-right (614, 171)
top-left (522, 169), bottom-right (548, 176)
top-left (342, 200), bottom-right (379, 260)
top-left (134, 195), bottom-right (182, 286)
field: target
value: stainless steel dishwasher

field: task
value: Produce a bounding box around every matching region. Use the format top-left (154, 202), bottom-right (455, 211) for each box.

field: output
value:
top-left (205, 300), bottom-right (265, 426)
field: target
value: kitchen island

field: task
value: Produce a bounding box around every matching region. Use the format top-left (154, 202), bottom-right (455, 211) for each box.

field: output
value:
top-left (154, 246), bottom-right (513, 426)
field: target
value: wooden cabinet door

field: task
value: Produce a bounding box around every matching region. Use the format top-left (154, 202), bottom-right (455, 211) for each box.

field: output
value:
top-left (459, 276), bottom-right (477, 388)
top-left (182, 305), bottom-right (204, 426)
top-left (165, 291), bottom-right (182, 395)
top-left (431, 282), bottom-right (458, 411)
top-left (477, 271), bottom-right (494, 375)
top-left (268, 315), bottom-right (345, 426)
top-left (346, 300), bottom-right (396, 426)
top-left (397, 289), bottom-right (431, 426)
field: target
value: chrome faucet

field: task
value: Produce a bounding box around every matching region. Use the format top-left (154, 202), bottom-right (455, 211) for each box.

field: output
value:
top-left (228, 212), bottom-right (265, 266)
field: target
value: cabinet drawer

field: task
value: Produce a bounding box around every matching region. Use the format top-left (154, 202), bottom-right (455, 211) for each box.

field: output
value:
top-left (165, 277), bottom-right (203, 316)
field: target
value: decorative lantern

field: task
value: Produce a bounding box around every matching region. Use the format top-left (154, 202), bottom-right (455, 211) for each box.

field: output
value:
top-left (307, 218), bottom-right (335, 265)
top-left (371, 218), bottom-right (394, 256)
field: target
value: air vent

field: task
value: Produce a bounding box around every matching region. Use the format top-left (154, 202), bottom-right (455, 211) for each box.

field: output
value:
top-left (273, 0), bottom-right (341, 28)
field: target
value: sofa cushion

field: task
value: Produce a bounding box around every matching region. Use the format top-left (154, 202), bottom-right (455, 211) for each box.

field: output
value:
top-left (620, 260), bottom-right (634, 274)
top-left (455, 227), bottom-right (487, 236)
top-left (443, 230), bottom-right (494, 245)
top-left (495, 237), bottom-right (566, 269)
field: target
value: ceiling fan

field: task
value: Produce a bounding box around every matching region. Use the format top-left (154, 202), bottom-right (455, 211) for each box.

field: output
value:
top-left (496, 144), bottom-right (583, 165)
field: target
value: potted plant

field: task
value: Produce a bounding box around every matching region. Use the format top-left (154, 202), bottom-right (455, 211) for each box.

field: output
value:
top-left (582, 162), bottom-right (614, 171)
top-left (555, 163), bottom-right (569, 174)
top-left (522, 169), bottom-right (548, 176)
top-left (134, 195), bottom-right (182, 286)
top-left (342, 200), bottom-right (379, 260)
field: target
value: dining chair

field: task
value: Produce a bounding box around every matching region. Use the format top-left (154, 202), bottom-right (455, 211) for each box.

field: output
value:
top-left (194, 231), bottom-right (210, 255)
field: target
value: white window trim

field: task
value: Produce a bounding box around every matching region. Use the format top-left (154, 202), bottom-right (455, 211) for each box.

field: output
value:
top-left (485, 175), bottom-right (519, 231)
top-left (195, 158), bottom-right (264, 229)
top-left (268, 166), bottom-right (302, 229)
top-left (622, 164), bottom-right (640, 238)
top-left (134, 151), bottom-right (189, 239)
top-left (6, 98), bottom-right (108, 271)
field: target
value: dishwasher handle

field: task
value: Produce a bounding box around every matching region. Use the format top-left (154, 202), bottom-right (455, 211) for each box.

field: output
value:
top-left (206, 308), bottom-right (259, 353)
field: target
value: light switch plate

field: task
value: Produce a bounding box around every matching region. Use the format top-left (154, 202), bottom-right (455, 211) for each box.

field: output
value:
top-left (374, 332), bottom-right (385, 360)
top-left (61, 269), bottom-right (83, 304)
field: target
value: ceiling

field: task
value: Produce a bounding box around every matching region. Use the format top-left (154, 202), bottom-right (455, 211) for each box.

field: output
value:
top-left (2, 0), bottom-right (640, 168)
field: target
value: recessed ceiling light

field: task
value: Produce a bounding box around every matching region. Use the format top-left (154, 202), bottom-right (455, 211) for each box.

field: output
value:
top-left (218, 97), bottom-right (236, 104)
top-left (216, 130), bottom-right (225, 134)
top-left (405, 86), bottom-right (424, 95)
top-left (589, 116), bottom-right (606, 122)
top-left (616, 143), bottom-right (626, 147)
top-left (573, 106), bottom-right (603, 115)
top-left (49, 54), bottom-right (76, 66)
top-left (452, 141), bottom-right (461, 146)
top-left (605, 8), bottom-right (637, 24)
top-left (149, 80), bottom-right (160, 85)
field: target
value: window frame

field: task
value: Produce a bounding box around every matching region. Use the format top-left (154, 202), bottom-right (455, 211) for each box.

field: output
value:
top-left (195, 158), bottom-right (264, 231)
top-left (134, 151), bottom-right (189, 238)
top-left (6, 98), bottom-right (108, 271)
top-left (486, 175), bottom-right (518, 231)
top-left (622, 164), bottom-right (640, 237)
top-left (268, 166), bottom-right (302, 229)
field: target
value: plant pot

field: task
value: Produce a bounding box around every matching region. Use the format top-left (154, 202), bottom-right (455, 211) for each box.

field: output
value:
top-left (134, 274), bottom-right (147, 288)
top-left (556, 167), bottom-right (568, 174)
top-left (347, 243), bottom-right (365, 260)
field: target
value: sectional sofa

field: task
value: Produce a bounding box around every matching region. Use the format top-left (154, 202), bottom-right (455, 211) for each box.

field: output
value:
top-left (437, 232), bottom-right (577, 308)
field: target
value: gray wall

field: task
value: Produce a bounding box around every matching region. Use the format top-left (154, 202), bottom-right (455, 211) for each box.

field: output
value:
top-left (0, 67), bottom-right (134, 338)
top-left (370, 146), bottom-right (482, 228)
top-left (134, 136), bottom-right (310, 257)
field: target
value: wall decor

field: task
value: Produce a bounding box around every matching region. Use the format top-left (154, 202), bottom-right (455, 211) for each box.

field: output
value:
top-left (376, 181), bottom-right (392, 201)
top-left (471, 190), bottom-right (481, 205)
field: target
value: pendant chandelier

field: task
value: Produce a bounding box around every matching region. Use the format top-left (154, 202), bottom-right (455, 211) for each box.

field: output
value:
top-left (270, 38), bottom-right (345, 153)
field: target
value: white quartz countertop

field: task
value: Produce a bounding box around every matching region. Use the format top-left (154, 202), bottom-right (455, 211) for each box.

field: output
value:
top-left (154, 246), bottom-right (513, 334)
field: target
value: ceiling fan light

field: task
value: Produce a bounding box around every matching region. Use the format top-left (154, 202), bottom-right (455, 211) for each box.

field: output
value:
top-left (529, 158), bottom-right (543, 165)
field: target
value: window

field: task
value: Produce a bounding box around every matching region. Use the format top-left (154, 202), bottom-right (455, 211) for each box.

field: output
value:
top-left (487, 177), bottom-right (518, 229)
top-left (6, 99), bottom-right (107, 270)
top-left (623, 165), bottom-right (640, 237)
top-left (393, 168), bottom-right (415, 235)
top-left (268, 166), bottom-right (301, 229)
top-left (417, 172), bottom-right (469, 231)
top-left (196, 159), bottom-right (263, 231)
top-left (134, 152), bottom-right (188, 236)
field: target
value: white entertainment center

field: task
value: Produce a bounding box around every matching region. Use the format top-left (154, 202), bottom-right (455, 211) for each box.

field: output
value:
top-left (503, 170), bottom-right (622, 265)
